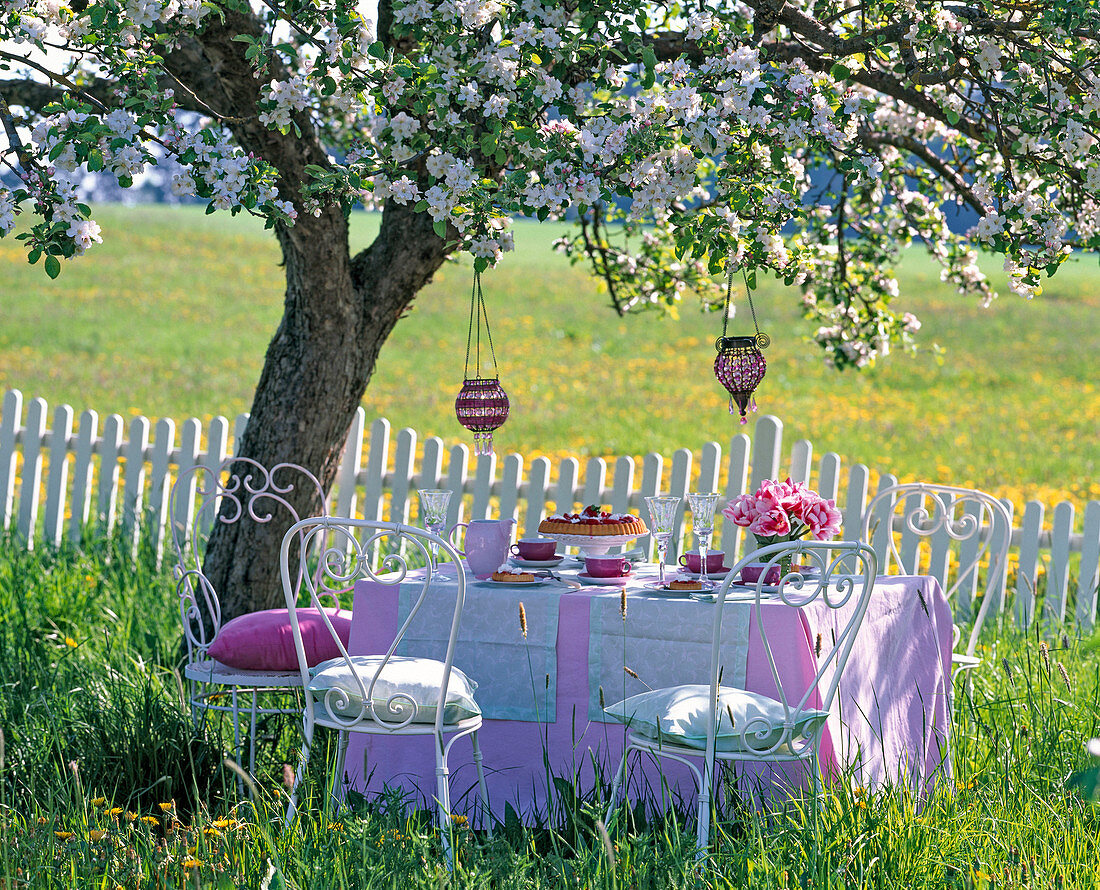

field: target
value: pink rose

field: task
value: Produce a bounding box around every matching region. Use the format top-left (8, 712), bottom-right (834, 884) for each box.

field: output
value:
top-left (748, 506), bottom-right (792, 539)
top-left (803, 498), bottom-right (842, 540)
top-left (722, 493), bottom-right (758, 528)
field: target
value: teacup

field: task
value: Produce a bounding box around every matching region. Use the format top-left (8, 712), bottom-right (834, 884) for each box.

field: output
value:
top-left (585, 555), bottom-right (632, 578)
top-left (739, 562), bottom-right (782, 585)
top-left (511, 538), bottom-right (558, 561)
top-left (678, 550), bottom-right (726, 574)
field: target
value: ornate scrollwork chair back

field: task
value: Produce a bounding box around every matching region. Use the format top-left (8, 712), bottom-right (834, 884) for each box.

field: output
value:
top-left (279, 517), bottom-right (490, 870)
top-left (168, 457), bottom-right (330, 779)
top-left (860, 483), bottom-right (1012, 660)
top-left (605, 540), bottom-right (877, 856)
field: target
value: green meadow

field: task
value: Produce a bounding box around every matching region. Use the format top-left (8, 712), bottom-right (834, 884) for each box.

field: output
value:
top-left (1, 204), bottom-right (1098, 511)
top-left (3, 207), bottom-right (1100, 886)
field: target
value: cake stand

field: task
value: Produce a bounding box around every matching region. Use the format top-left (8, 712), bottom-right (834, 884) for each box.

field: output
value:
top-left (540, 531), bottom-right (643, 558)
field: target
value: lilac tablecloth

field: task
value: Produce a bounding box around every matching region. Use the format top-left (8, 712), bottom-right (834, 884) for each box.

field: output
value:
top-left (341, 566), bottom-right (953, 820)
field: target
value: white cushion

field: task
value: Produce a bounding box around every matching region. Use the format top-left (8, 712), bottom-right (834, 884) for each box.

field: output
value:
top-left (308, 655), bottom-right (480, 725)
top-left (604, 684), bottom-right (828, 753)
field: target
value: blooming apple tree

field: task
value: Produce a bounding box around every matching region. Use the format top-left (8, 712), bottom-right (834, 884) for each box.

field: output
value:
top-left (2, 0), bottom-right (1098, 614)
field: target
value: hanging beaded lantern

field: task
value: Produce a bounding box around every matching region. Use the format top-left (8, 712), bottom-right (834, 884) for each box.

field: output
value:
top-left (455, 270), bottom-right (509, 455)
top-left (714, 335), bottom-right (768, 423)
top-left (713, 258), bottom-right (769, 424)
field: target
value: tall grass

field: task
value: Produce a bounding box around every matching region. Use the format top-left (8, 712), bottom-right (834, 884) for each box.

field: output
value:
top-left (3, 529), bottom-right (1100, 887)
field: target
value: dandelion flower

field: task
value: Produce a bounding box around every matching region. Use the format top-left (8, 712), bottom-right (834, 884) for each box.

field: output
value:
top-left (108, 807), bottom-right (124, 817)
top-left (65, 637), bottom-right (78, 648)
top-left (140, 816), bottom-right (159, 826)
top-left (450, 814), bottom-right (468, 826)
top-left (89, 829), bottom-right (107, 841)
top-left (92, 797), bottom-right (107, 806)
top-left (157, 801), bottom-right (175, 812)
top-left (54, 831), bottom-right (74, 840)
top-left (182, 858), bottom-right (203, 868)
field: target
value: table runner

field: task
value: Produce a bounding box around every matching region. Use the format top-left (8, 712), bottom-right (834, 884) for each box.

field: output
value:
top-left (344, 567), bottom-right (953, 820)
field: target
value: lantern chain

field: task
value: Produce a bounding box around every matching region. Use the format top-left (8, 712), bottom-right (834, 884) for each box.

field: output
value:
top-left (464, 269), bottom-right (499, 379)
top-left (721, 255), bottom-right (768, 349)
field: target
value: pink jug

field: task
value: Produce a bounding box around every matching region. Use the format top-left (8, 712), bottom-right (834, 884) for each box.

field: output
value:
top-left (448, 518), bottom-right (516, 578)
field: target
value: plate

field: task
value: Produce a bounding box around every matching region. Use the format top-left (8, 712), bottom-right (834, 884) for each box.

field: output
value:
top-left (481, 577), bottom-right (552, 589)
top-left (510, 555), bottom-right (565, 569)
top-left (642, 581), bottom-right (702, 598)
top-left (576, 571), bottom-right (632, 587)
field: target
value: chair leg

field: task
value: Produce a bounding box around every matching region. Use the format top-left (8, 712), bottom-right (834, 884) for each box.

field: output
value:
top-left (695, 756), bottom-right (714, 861)
top-left (328, 731), bottom-right (350, 815)
top-left (605, 743), bottom-right (632, 826)
top-left (231, 688), bottom-right (244, 797)
top-left (435, 738), bottom-right (454, 871)
top-left (248, 689), bottom-right (259, 784)
top-left (285, 721), bottom-right (314, 827)
top-left (471, 730), bottom-right (492, 835)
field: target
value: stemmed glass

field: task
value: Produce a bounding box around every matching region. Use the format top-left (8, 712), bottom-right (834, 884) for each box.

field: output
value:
top-left (417, 489), bottom-right (452, 566)
top-left (687, 491), bottom-right (721, 588)
top-left (644, 496), bottom-right (682, 586)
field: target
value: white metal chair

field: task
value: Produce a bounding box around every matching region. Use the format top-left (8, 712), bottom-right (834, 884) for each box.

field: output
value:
top-left (169, 457), bottom-right (329, 780)
top-left (604, 540), bottom-right (878, 856)
top-left (281, 517), bottom-right (490, 870)
top-left (859, 483), bottom-right (1012, 669)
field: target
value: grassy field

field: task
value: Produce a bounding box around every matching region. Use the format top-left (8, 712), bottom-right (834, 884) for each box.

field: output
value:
top-left (4, 530), bottom-right (1100, 888)
top-left (1, 204), bottom-right (1099, 513)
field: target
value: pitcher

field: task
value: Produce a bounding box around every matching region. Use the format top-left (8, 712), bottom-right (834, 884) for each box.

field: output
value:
top-left (448, 518), bottom-right (516, 577)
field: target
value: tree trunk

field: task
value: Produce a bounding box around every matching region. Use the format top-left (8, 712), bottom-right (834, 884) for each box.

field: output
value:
top-left (161, 9), bottom-right (453, 620)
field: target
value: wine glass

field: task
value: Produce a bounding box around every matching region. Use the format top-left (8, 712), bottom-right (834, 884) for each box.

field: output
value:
top-left (417, 489), bottom-right (452, 566)
top-left (687, 491), bottom-right (721, 588)
top-left (644, 496), bottom-right (682, 586)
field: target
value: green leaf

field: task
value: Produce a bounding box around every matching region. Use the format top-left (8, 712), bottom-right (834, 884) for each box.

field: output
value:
top-left (830, 62), bottom-right (851, 81)
top-left (945, 109), bottom-right (960, 126)
top-left (27, 248), bottom-right (42, 265)
top-left (473, 256), bottom-right (489, 273)
top-left (44, 255), bottom-right (61, 279)
top-left (433, 219), bottom-right (447, 238)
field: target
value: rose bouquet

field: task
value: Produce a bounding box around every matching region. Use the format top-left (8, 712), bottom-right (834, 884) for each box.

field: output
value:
top-left (723, 478), bottom-right (842, 577)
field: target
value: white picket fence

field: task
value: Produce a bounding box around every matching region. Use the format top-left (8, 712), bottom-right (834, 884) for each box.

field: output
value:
top-left (2, 387), bottom-right (1099, 630)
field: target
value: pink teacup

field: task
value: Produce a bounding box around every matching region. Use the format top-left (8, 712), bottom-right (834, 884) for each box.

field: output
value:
top-left (679, 550), bottom-right (726, 574)
top-left (739, 562), bottom-right (782, 585)
top-left (585, 555), bottom-right (632, 578)
top-left (511, 538), bottom-right (558, 561)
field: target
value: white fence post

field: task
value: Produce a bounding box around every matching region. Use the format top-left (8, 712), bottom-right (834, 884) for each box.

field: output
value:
top-left (17, 397), bottom-right (48, 548)
top-left (0, 390), bottom-right (22, 532)
top-left (1077, 501), bottom-right (1100, 631)
top-left (68, 409), bottom-right (99, 544)
top-left (43, 404), bottom-right (74, 548)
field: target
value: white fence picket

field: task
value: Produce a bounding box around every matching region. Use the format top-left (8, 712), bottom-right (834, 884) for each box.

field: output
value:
top-left (418, 437), bottom-right (445, 495)
top-left (637, 451), bottom-right (664, 559)
top-left (170, 418), bottom-right (202, 548)
top-left (470, 453), bottom-right (496, 520)
top-left (817, 452), bottom-right (841, 504)
top-left (43, 404), bottom-right (74, 548)
top-left (390, 427), bottom-right (417, 527)
top-left (444, 444), bottom-right (469, 530)
top-left (554, 457), bottom-right (579, 515)
top-left (789, 439), bottom-right (812, 486)
top-left (1015, 501), bottom-right (1045, 627)
top-left (842, 464), bottom-right (870, 542)
top-left (720, 433), bottom-right (750, 559)
top-left (1077, 501), bottom-right (1100, 630)
top-left (750, 415), bottom-right (782, 489)
top-left (0, 390), bottom-right (21, 532)
top-left (17, 398), bottom-right (47, 547)
top-left (1045, 501), bottom-right (1075, 625)
top-left (68, 409), bottom-right (99, 544)
top-left (147, 418), bottom-right (176, 564)
top-left (523, 456), bottom-right (551, 537)
top-left (583, 457), bottom-right (606, 508)
top-left (335, 408), bottom-right (365, 520)
top-left (122, 416), bottom-right (150, 557)
top-left (96, 414), bottom-right (124, 533)
top-left (698, 441), bottom-right (722, 497)
top-left (360, 417), bottom-right (391, 525)
top-left (610, 456), bottom-right (635, 515)
top-left (498, 453), bottom-right (523, 527)
top-left (668, 448), bottom-right (692, 560)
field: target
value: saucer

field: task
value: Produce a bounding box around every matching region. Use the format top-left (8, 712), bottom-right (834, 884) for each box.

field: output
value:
top-left (576, 571), bottom-right (632, 587)
top-left (679, 566), bottom-right (733, 580)
top-left (510, 555), bottom-right (565, 569)
top-left (642, 581), bottom-right (699, 598)
top-left (482, 577), bottom-right (552, 589)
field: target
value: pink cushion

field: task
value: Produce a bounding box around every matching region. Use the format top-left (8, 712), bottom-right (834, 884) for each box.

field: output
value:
top-left (207, 608), bottom-right (352, 671)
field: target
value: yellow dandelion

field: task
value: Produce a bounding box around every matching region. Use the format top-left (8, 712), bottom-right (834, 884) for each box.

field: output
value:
top-left (64, 637), bottom-right (78, 648)
top-left (37, 817), bottom-right (48, 825)
top-left (55, 831), bottom-right (74, 840)
top-left (157, 801), bottom-right (175, 812)
top-left (140, 816), bottom-right (159, 826)
top-left (89, 829), bottom-right (107, 841)
top-left (92, 797), bottom-right (107, 806)
top-left (108, 807), bottom-right (124, 817)
top-left (450, 814), bottom-right (468, 827)
top-left (203, 827), bottom-right (222, 839)
top-left (181, 858), bottom-right (203, 869)
top-left (212, 818), bottom-right (236, 829)
top-left (125, 812), bottom-right (139, 822)
top-left (329, 822), bottom-right (344, 832)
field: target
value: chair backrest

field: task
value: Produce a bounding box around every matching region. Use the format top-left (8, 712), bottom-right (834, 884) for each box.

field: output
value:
top-left (279, 517), bottom-right (467, 737)
top-left (169, 458), bottom-right (328, 663)
top-left (707, 540), bottom-right (878, 759)
top-left (859, 483), bottom-right (1011, 652)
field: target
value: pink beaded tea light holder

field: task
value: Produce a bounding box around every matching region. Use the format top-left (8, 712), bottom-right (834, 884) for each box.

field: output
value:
top-left (713, 259), bottom-right (769, 424)
top-left (455, 269), bottom-right (509, 455)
